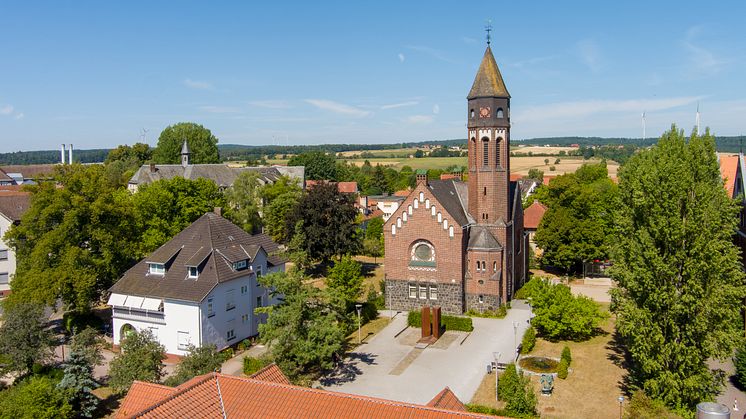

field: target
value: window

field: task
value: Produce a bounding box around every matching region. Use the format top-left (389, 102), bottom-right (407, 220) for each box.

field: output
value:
top-left (410, 241), bottom-right (435, 267)
top-left (449, 226), bottom-right (454, 237)
top-left (493, 261), bottom-right (497, 272)
top-left (207, 297), bottom-right (215, 317)
top-left (188, 266), bottom-right (198, 278)
top-left (482, 137), bottom-right (489, 166)
top-left (227, 329), bottom-right (236, 341)
top-left (429, 285), bottom-right (438, 300)
top-left (479, 294), bottom-right (484, 304)
top-left (408, 284), bottom-right (417, 299)
top-left (497, 108), bottom-right (504, 118)
top-left (241, 285), bottom-right (248, 294)
top-left (226, 289), bottom-right (236, 311)
top-left (233, 260), bottom-right (247, 271)
top-left (177, 331), bottom-right (190, 350)
top-left (242, 314), bottom-right (249, 324)
top-left (484, 187), bottom-right (487, 196)
top-left (496, 137), bottom-right (502, 168)
top-left (256, 265), bottom-right (262, 278)
top-left (149, 263), bottom-right (165, 275)
top-left (482, 261), bottom-right (486, 271)
top-left (0, 249), bottom-right (7, 261)
top-left (256, 296), bottom-right (263, 308)
top-left (419, 285), bottom-right (427, 300)
top-left (0, 272), bottom-right (8, 285)
top-left (470, 109), bottom-right (475, 118)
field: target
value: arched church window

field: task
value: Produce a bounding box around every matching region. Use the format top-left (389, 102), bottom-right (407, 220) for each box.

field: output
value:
top-left (470, 109), bottom-right (475, 118)
top-left (410, 240), bottom-right (436, 267)
top-left (497, 108), bottom-right (504, 118)
top-left (496, 137), bottom-right (502, 168)
top-left (493, 261), bottom-right (497, 272)
top-left (482, 137), bottom-right (489, 166)
top-left (471, 137), bottom-right (476, 166)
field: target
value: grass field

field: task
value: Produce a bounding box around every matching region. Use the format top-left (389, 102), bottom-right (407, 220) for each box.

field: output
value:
top-left (470, 303), bottom-right (626, 419)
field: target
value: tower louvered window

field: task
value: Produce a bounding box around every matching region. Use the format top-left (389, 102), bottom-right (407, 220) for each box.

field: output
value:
top-left (482, 138), bottom-right (489, 166)
top-left (496, 137), bottom-right (502, 168)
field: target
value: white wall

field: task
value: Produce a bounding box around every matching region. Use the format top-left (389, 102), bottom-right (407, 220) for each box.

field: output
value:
top-left (0, 215), bottom-right (17, 295)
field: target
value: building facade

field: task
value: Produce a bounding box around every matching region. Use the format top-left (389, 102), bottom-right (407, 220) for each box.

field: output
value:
top-left (108, 211), bottom-right (284, 356)
top-left (0, 193), bottom-right (30, 298)
top-left (384, 46), bottom-right (528, 314)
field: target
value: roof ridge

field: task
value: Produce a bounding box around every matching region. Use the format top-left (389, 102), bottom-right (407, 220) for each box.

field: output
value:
top-left (129, 373), bottom-right (218, 418)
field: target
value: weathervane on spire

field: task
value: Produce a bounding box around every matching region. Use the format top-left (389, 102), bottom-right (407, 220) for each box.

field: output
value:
top-left (485, 19), bottom-right (492, 46)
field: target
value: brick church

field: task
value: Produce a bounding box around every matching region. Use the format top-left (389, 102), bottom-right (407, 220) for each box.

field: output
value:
top-left (384, 45), bottom-right (528, 315)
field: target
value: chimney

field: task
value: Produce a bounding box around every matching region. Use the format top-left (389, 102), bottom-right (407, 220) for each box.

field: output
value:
top-left (68, 144), bottom-right (73, 164)
top-left (214, 207), bottom-right (222, 216)
top-left (149, 163), bottom-right (156, 173)
top-left (60, 144), bottom-right (66, 165)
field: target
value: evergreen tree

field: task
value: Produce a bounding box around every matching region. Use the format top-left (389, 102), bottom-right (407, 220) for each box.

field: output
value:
top-left (611, 126), bottom-right (746, 410)
top-left (57, 350), bottom-right (98, 418)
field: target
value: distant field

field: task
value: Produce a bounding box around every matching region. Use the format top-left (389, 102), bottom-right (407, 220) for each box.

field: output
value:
top-left (337, 148), bottom-right (418, 158)
top-left (512, 145), bottom-right (579, 155)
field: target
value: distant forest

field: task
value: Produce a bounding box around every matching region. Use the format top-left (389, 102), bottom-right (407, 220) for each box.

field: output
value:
top-left (2, 136), bottom-right (745, 165)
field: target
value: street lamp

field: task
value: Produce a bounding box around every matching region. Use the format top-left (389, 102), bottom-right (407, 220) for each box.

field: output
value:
top-left (582, 259), bottom-right (586, 280)
top-left (513, 321), bottom-right (520, 359)
top-left (355, 303), bottom-right (363, 345)
top-left (617, 395), bottom-right (624, 419)
top-left (493, 352), bottom-right (500, 401)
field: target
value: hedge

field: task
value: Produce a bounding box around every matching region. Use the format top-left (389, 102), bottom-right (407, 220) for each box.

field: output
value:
top-left (557, 358), bottom-right (569, 379)
top-left (407, 311), bottom-right (474, 332)
top-left (243, 356), bottom-right (271, 376)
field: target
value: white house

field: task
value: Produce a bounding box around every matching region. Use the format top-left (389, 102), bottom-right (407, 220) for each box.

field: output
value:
top-left (0, 192), bottom-right (30, 298)
top-left (108, 211), bottom-right (285, 356)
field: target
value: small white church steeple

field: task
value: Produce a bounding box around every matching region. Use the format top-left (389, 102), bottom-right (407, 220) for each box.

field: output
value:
top-left (181, 139), bottom-right (190, 167)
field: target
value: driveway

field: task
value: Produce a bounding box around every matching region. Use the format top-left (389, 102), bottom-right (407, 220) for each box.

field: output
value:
top-left (320, 301), bottom-right (533, 405)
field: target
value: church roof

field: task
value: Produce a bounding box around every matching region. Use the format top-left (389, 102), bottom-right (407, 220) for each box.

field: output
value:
top-left (428, 179), bottom-right (472, 226)
top-left (467, 225), bottom-right (502, 251)
top-left (467, 46), bottom-right (510, 99)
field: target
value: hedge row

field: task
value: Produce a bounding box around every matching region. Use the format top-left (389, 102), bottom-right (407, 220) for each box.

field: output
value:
top-left (407, 311), bottom-right (474, 332)
top-left (557, 346), bottom-right (571, 379)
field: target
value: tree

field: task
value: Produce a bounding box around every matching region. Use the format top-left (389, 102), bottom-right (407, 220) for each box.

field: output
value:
top-left (611, 126), bottom-right (746, 410)
top-left (0, 302), bottom-right (54, 375)
top-left (530, 281), bottom-right (607, 341)
top-left (534, 163), bottom-right (618, 273)
top-left (257, 271), bottom-right (347, 379)
top-left (4, 165), bottom-right (139, 311)
top-left (152, 122), bottom-right (219, 164)
top-left (497, 363), bottom-right (537, 417)
top-left (57, 349), bottom-right (98, 418)
top-left (287, 151), bottom-right (337, 181)
top-left (0, 376), bottom-right (73, 419)
top-left (164, 344), bottom-right (224, 386)
top-left (260, 174), bottom-right (302, 205)
top-left (526, 168), bottom-right (544, 183)
top-left (264, 192), bottom-right (301, 244)
top-left (131, 177), bottom-right (226, 256)
top-left (104, 143), bottom-right (153, 187)
top-left (224, 171), bottom-right (263, 234)
top-left (287, 183), bottom-right (361, 261)
top-left (70, 327), bottom-right (104, 368)
top-left (325, 256), bottom-right (363, 305)
top-left (108, 330), bottom-right (166, 394)
top-left (735, 345), bottom-right (746, 389)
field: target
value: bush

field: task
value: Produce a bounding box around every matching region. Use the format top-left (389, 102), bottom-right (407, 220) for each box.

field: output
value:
top-left (549, 165), bottom-right (556, 171)
top-left (62, 311), bottom-right (103, 335)
top-left (407, 311), bottom-right (473, 332)
top-left (530, 282), bottom-right (608, 341)
top-left (514, 276), bottom-right (550, 300)
top-left (561, 346), bottom-right (572, 365)
top-left (735, 344), bottom-right (746, 389)
top-left (557, 358), bottom-right (569, 379)
top-left (497, 363), bottom-right (538, 417)
top-left (520, 326), bottom-right (536, 354)
top-left (625, 390), bottom-right (681, 419)
top-left (466, 305), bottom-right (507, 319)
top-left (243, 356), bottom-right (271, 376)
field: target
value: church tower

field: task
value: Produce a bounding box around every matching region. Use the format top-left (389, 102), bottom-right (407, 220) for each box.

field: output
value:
top-left (467, 46), bottom-right (511, 226)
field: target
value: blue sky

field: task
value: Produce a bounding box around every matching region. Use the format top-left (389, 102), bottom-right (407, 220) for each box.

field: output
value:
top-left (1, 1), bottom-right (744, 152)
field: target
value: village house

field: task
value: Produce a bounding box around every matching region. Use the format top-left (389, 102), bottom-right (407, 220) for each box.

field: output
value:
top-left (0, 191), bottom-right (31, 298)
top-left (107, 210), bottom-right (284, 356)
top-left (384, 46), bottom-right (529, 315)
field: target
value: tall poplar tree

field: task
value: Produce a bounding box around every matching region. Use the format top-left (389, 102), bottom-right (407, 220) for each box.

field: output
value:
top-left (611, 125), bottom-right (746, 410)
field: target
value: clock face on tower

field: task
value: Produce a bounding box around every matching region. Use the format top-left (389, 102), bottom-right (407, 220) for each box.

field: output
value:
top-left (479, 106), bottom-right (491, 118)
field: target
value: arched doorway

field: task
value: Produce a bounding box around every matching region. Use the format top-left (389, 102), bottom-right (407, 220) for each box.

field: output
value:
top-left (120, 323), bottom-right (135, 340)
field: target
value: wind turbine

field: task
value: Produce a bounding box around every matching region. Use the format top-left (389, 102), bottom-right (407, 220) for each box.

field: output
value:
top-left (140, 128), bottom-right (149, 144)
top-left (695, 102), bottom-right (701, 133)
top-left (642, 111), bottom-right (646, 141)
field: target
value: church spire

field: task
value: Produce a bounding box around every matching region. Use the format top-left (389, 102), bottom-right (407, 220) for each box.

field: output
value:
top-left (467, 46), bottom-right (510, 99)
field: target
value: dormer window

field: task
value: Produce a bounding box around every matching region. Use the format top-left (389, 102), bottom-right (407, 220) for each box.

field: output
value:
top-left (233, 260), bottom-right (247, 271)
top-left (149, 263), bottom-right (165, 275)
top-left (188, 266), bottom-right (199, 278)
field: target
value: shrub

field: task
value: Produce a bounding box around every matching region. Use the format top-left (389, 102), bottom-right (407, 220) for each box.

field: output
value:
top-left (407, 311), bottom-right (473, 332)
top-left (557, 358), bottom-right (569, 379)
top-left (561, 346), bottom-right (572, 365)
top-left (735, 344), bottom-right (746, 389)
top-left (530, 282), bottom-right (608, 341)
top-left (625, 390), bottom-right (681, 419)
top-left (497, 363), bottom-right (538, 417)
top-left (243, 356), bottom-right (271, 376)
top-left (466, 306), bottom-right (507, 319)
top-left (549, 165), bottom-right (556, 171)
top-left (520, 326), bottom-right (536, 354)
top-left (514, 276), bottom-right (550, 300)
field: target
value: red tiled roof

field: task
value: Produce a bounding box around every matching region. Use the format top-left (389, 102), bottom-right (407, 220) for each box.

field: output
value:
top-left (394, 189), bottom-right (410, 197)
top-left (720, 155), bottom-right (739, 198)
top-left (117, 381), bottom-right (177, 418)
top-left (440, 173), bottom-right (462, 181)
top-left (249, 363), bottom-right (291, 385)
top-left (306, 180), bottom-right (358, 194)
top-left (117, 373), bottom-right (504, 418)
top-left (0, 193), bottom-right (31, 221)
top-left (509, 173), bottom-right (522, 182)
top-left (364, 209), bottom-right (385, 221)
top-left (426, 387), bottom-right (467, 411)
top-left (523, 201), bottom-right (548, 230)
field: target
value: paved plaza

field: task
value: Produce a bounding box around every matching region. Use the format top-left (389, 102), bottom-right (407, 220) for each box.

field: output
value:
top-left (320, 301), bottom-right (533, 404)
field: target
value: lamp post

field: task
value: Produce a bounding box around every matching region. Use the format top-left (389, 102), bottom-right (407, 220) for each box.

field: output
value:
top-left (355, 303), bottom-right (363, 345)
top-left (617, 395), bottom-right (624, 419)
top-left (582, 259), bottom-right (586, 280)
top-left (513, 321), bottom-right (520, 359)
top-left (493, 352), bottom-right (500, 401)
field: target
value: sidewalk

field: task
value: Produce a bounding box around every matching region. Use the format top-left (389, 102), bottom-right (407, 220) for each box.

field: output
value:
top-left (221, 344), bottom-right (268, 376)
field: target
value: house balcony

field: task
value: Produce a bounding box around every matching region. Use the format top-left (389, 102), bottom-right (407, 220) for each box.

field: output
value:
top-left (112, 307), bottom-right (166, 325)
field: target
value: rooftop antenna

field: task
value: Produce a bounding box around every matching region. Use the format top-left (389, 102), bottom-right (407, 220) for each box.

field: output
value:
top-left (642, 111), bottom-right (646, 142)
top-left (485, 19), bottom-right (493, 46)
top-left (696, 102), bottom-right (701, 134)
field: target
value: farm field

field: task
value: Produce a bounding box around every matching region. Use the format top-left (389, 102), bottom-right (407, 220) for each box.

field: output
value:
top-left (511, 145), bottom-right (580, 155)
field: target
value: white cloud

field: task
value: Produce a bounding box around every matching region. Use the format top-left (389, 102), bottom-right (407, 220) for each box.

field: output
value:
top-left (14, 113), bottom-right (24, 120)
top-left (380, 101), bottom-right (418, 110)
top-left (304, 99), bottom-right (371, 117)
top-left (199, 105), bottom-right (241, 114)
top-left (0, 105), bottom-right (14, 115)
top-left (405, 45), bottom-right (455, 63)
top-left (183, 78), bottom-right (213, 90)
top-left (514, 96), bottom-right (703, 123)
top-left (248, 100), bottom-right (292, 109)
top-left (404, 115), bottom-right (434, 124)
top-left (432, 104), bottom-right (440, 114)
top-left (398, 53), bottom-right (405, 63)
top-left (682, 26), bottom-right (727, 78)
top-left (576, 40), bottom-right (601, 73)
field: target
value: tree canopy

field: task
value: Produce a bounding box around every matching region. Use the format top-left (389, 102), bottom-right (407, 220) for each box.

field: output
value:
top-left (0, 302), bottom-right (54, 375)
top-left (164, 344), bottom-right (225, 386)
top-left (224, 171), bottom-right (263, 234)
top-left (152, 122), bottom-right (219, 164)
top-left (611, 126), bottom-right (746, 410)
top-left (108, 329), bottom-right (166, 394)
top-left (287, 151), bottom-right (337, 181)
top-left (0, 376), bottom-right (73, 419)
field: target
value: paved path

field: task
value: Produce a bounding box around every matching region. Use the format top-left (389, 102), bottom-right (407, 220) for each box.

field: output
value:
top-left (221, 344), bottom-right (268, 376)
top-left (320, 302), bottom-right (532, 405)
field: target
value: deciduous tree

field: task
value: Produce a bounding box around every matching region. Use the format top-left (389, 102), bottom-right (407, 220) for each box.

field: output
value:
top-left (164, 344), bottom-right (224, 386)
top-left (152, 122), bottom-right (219, 164)
top-left (0, 302), bottom-right (54, 375)
top-left (287, 152), bottom-right (337, 181)
top-left (611, 126), bottom-right (746, 410)
top-left (0, 376), bottom-right (73, 419)
top-left (108, 330), bottom-right (166, 394)
top-left (325, 256), bottom-right (363, 305)
top-left (224, 171), bottom-right (263, 234)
